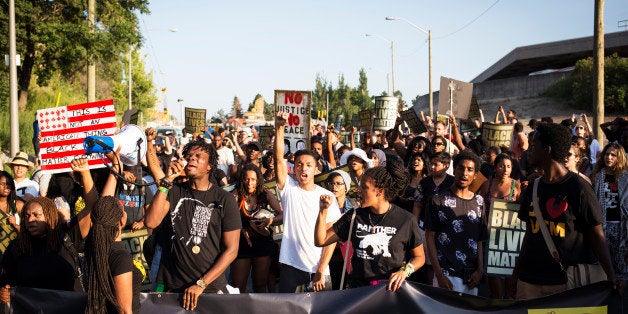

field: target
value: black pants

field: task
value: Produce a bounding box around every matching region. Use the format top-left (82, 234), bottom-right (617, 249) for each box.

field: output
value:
top-left (278, 264), bottom-right (332, 293)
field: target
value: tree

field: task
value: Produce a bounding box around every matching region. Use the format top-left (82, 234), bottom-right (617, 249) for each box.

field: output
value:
top-left (210, 108), bottom-right (230, 124)
top-left (312, 74), bottom-right (330, 121)
top-left (232, 96), bottom-right (243, 119)
top-left (350, 68), bottom-right (372, 114)
top-left (0, 0), bottom-right (149, 109)
top-left (111, 50), bottom-right (157, 117)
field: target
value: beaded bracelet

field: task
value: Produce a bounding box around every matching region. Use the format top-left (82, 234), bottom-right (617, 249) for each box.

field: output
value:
top-left (158, 177), bottom-right (173, 189)
top-left (400, 263), bottom-right (415, 278)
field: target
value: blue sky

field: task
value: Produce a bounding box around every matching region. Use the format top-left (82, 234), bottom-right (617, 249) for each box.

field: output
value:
top-left (139, 0), bottom-right (627, 122)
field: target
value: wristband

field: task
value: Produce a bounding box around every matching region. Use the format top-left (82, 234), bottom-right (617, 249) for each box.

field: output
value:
top-left (158, 186), bottom-right (169, 195)
top-left (400, 263), bottom-right (415, 278)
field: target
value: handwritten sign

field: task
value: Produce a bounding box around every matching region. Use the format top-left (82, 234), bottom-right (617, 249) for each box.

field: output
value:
top-left (485, 199), bottom-right (525, 276)
top-left (185, 108), bottom-right (206, 133)
top-left (400, 108), bottom-right (427, 134)
top-left (274, 90), bottom-right (311, 154)
top-left (37, 99), bottom-right (116, 174)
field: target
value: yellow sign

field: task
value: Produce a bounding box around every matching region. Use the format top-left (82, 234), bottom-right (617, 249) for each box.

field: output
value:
top-left (528, 306), bottom-right (607, 314)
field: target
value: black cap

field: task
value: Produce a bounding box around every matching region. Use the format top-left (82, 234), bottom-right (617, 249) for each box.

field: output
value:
top-left (247, 141), bottom-right (261, 151)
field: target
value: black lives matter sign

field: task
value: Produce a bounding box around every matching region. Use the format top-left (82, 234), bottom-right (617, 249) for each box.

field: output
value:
top-left (485, 199), bottom-right (526, 276)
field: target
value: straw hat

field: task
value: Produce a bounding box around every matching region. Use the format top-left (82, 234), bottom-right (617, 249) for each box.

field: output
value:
top-left (8, 152), bottom-right (34, 171)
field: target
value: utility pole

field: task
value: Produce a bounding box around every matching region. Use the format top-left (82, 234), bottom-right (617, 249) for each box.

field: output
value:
top-left (9, 0), bottom-right (19, 156)
top-left (593, 0), bottom-right (605, 144)
top-left (87, 0), bottom-right (95, 102)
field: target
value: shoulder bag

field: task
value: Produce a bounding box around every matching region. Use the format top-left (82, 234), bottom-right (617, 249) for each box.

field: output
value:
top-left (532, 178), bottom-right (606, 289)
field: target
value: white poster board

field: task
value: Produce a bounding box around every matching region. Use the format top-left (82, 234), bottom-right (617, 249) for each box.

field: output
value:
top-left (274, 90), bottom-right (312, 154)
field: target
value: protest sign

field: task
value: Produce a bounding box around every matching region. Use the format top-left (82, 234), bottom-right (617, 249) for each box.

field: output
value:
top-left (358, 110), bottom-right (372, 131)
top-left (459, 97), bottom-right (481, 133)
top-left (37, 99), bottom-right (116, 174)
top-left (274, 90), bottom-right (312, 153)
top-left (400, 108), bottom-right (427, 134)
top-left (485, 199), bottom-right (525, 276)
top-left (437, 76), bottom-right (473, 120)
top-left (341, 131), bottom-right (361, 149)
top-left (185, 107), bottom-right (206, 133)
top-left (351, 114), bottom-right (360, 130)
top-left (482, 122), bottom-right (514, 148)
top-left (372, 96), bottom-right (398, 131)
top-left (121, 229), bottom-right (152, 291)
top-left (0, 211), bottom-right (17, 253)
top-left (258, 125), bottom-right (274, 152)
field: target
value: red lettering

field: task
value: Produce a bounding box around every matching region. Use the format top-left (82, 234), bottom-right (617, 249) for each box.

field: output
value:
top-left (284, 92), bottom-right (303, 105)
top-left (288, 114), bottom-right (300, 126)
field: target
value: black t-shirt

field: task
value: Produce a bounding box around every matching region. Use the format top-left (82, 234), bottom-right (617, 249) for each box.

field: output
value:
top-left (332, 205), bottom-right (422, 285)
top-left (517, 172), bottom-right (603, 285)
top-left (424, 190), bottom-right (488, 279)
top-left (161, 182), bottom-right (241, 292)
top-left (0, 221), bottom-right (83, 291)
top-left (108, 241), bottom-right (142, 313)
top-left (414, 175), bottom-right (455, 224)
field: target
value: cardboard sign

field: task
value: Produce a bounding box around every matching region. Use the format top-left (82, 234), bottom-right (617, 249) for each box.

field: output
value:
top-left (482, 123), bottom-right (514, 148)
top-left (37, 99), bottom-right (116, 174)
top-left (400, 108), bottom-right (427, 134)
top-left (121, 229), bottom-right (151, 291)
top-left (258, 125), bottom-right (274, 152)
top-left (274, 90), bottom-right (312, 154)
top-left (358, 110), bottom-right (372, 131)
top-left (185, 107), bottom-right (206, 133)
top-left (372, 96), bottom-right (398, 131)
top-left (459, 97), bottom-right (481, 133)
top-left (437, 76), bottom-right (473, 120)
top-left (485, 199), bottom-right (526, 276)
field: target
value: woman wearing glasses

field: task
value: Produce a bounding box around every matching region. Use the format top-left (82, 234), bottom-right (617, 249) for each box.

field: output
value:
top-left (325, 170), bottom-right (359, 290)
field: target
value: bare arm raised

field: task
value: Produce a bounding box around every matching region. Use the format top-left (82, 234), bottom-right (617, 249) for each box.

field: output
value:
top-left (274, 111), bottom-right (289, 190)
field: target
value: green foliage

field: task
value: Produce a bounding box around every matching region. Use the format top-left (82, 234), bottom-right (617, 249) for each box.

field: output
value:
top-left (544, 54), bottom-right (628, 113)
top-left (111, 50), bottom-right (157, 117)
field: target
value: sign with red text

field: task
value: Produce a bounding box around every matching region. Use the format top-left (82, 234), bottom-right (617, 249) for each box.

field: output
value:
top-left (37, 99), bottom-right (117, 174)
top-left (274, 90), bottom-right (311, 154)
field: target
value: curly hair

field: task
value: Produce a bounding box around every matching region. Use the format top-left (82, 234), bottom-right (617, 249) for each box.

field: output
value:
top-left (363, 158), bottom-right (410, 201)
top-left (408, 153), bottom-right (429, 178)
top-left (453, 150), bottom-right (482, 173)
top-left (535, 123), bottom-right (572, 162)
top-left (182, 137), bottom-right (218, 179)
top-left (85, 196), bottom-right (124, 314)
top-left (18, 197), bottom-right (60, 256)
top-left (591, 143), bottom-right (627, 182)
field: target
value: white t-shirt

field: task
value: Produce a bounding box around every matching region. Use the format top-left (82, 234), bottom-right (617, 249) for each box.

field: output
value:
top-left (216, 146), bottom-right (235, 178)
top-left (15, 178), bottom-right (40, 200)
top-left (279, 175), bottom-right (341, 274)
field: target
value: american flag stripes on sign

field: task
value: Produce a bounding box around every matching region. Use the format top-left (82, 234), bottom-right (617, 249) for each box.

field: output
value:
top-left (37, 99), bottom-right (117, 174)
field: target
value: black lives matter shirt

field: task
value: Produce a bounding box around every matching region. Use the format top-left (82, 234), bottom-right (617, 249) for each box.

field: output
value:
top-left (161, 183), bottom-right (241, 292)
top-left (517, 172), bottom-right (603, 285)
top-left (332, 205), bottom-right (422, 285)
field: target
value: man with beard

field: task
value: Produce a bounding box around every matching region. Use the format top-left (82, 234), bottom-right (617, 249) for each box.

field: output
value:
top-left (274, 111), bottom-right (340, 293)
top-left (144, 130), bottom-right (241, 311)
top-left (425, 151), bottom-right (487, 295)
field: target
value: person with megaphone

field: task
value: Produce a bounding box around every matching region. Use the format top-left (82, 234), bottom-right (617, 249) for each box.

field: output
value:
top-left (142, 128), bottom-right (241, 311)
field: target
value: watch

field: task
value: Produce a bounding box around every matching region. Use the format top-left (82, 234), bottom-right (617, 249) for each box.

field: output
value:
top-left (196, 278), bottom-right (207, 289)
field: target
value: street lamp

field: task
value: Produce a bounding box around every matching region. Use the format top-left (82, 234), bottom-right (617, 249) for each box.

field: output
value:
top-left (386, 16), bottom-right (433, 119)
top-left (365, 33), bottom-right (395, 95)
top-left (129, 28), bottom-right (178, 111)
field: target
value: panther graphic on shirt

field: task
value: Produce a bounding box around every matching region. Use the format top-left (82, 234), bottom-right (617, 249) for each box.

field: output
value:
top-left (355, 223), bottom-right (397, 260)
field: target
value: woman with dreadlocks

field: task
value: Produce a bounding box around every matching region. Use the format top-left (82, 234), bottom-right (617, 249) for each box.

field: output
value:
top-left (315, 158), bottom-right (425, 292)
top-left (230, 163), bottom-right (282, 293)
top-left (70, 154), bottom-right (142, 313)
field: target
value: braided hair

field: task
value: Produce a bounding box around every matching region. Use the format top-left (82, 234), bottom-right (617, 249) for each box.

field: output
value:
top-left (18, 197), bottom-right (60, 255)
top-left (363, 158), bottom-right (410, 201)
top-left (85, 196), bottom-right (124, 314)
top-left (0, 171), bottom-right (19, 216)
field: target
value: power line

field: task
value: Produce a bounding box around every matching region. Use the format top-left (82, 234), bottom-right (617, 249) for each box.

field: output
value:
top-left (433, 0), bottom-right (500, 40)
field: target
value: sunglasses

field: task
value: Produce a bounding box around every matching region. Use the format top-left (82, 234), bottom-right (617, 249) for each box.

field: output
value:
top-left (327, 182), bottom-right (345, 188)
top-left (433, 142), bottom-right (445, 146)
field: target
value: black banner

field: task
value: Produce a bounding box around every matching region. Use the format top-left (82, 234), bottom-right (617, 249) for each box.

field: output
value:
top-left (485, 199), bottom-right (525, 276)
top-left (7, 281), bottom-right (622, 313)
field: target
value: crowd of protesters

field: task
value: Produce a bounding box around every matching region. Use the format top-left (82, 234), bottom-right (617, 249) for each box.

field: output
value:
top-left (0, 107), bottom-right (625, 312)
